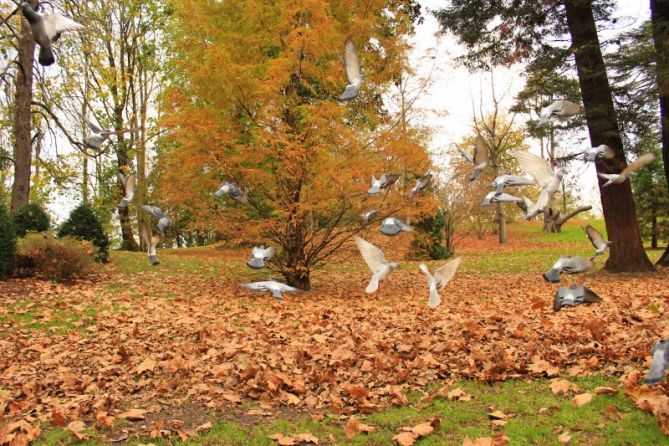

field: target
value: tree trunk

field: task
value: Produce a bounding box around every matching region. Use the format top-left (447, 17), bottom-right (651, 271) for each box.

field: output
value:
top-left (492, 166), bottom-right (507, 244)
top-left (543, 205), bottom-right (592, 233)
top-left (651, 0), bottom-right (669, 266)
top-left (651, 205), bottom-right (658, 249)
top-left (563, 0), bottom-right (654, 272)
top-left (10, 1), bottom-right (37, 211)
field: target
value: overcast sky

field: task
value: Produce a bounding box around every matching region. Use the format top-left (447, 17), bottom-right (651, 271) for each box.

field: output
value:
top-left (410, 0), bottom-right (650, 215)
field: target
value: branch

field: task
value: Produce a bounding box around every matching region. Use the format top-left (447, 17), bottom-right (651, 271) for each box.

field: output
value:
top-left (555, 205), bottom-right (592, 226)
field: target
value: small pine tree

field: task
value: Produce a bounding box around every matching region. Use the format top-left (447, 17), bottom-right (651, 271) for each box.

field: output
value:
top-left (0, 202), bottom-right (17, 279)
top-left (12, 203), bottom-right (50, 237)
top-left (409, 210), bottom-right (453, 260)
top-left (57, 204), bottom-right (110, 263)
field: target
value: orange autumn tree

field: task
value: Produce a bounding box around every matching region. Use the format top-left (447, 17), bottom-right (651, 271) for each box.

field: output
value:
top-left (158, 0), bottom-right (437, 289)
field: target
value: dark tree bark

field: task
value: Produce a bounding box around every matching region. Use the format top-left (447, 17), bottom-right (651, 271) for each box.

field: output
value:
top-left (10, 0), bottom-right (37, 211)
top-left (563, 0), bottom-right (654, 271)
top-left (651, 0), bottom-right (669, 266)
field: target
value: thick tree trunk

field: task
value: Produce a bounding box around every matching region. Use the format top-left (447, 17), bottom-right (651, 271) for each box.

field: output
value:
top-left (651, 0), bottom-right (669, 266)
top-left (10, 1), bottom-right (37, 211)
top-left (563, 0), bottom-right (654, 272)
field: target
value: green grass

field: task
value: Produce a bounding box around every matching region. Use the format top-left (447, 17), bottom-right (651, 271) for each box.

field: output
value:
top-left (33, 376), bottom-right (666, 445)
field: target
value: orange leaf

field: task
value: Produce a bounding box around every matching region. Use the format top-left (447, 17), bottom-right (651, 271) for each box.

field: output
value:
top-left (572, 393), bottom-right (593, 407)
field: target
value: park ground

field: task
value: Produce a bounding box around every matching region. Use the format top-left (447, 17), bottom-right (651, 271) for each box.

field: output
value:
top-left (1, 221), bottom-right (668, 445)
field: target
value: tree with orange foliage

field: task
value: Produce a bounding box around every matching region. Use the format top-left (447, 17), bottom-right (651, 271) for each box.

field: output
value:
top-left (157, 0), bottom-right (436, 289)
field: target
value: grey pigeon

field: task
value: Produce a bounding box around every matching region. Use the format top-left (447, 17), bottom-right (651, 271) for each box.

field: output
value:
top-left (21, 2), bottom-right (84, 66)
top-left (553, 285), bottom-right (602, 312)
top-left (140, 226), bottom-right (161, 266)
top-left (116, 173), bottom-right (135, 212)
top-left (512, 150), bottom-right (564, 219)
top-left (583, 225), bottom-right (611, 258)
top-left (457, 136), bottom-right (488, 181)
top-left (380, 217), bottom-right (412, 236)
top-left (354, 236), bottom-right (399, 294)
top-left (338, 38), bottom-right (363, 102)
top-left (418, 257), bottom-right (461, 308)
top-left (584, 144), bottom-right (615, 162)
top-left (537, 100), bottom-right (582, 127)
top-left (367, 173), bottom-right (399, 195)
top-left (408, 174), bottom-right (432, 199)
top-left (85, 120), bottom-right (135, 152)
top-left (491, 174), bottom-right (535, 195)
top-left (247, 246), bottom-right (275, 269)
top-left (361, 209), bottom-right (377, 222)
top-left (240, 280), bottom-right (300, 300)
top-left (214, 181), bottom-right (248, 203)
top-left (141, 205), bottom-right (173, 234)
top-left (481, 191), bottom-right (530, 208)
top-left (598, 152), bottom-right (656, 187)
top-left (645, 339), bottom-right (669, 385)
top-left (543, 256), bottom-right (594, 283)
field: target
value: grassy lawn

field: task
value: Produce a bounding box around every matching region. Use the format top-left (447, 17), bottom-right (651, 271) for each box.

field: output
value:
top-left (3, 220), bottom-right (667, 446)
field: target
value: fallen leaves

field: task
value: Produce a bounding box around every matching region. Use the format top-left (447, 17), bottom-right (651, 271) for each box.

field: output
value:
top-left (572, 393), bottom-right (593, 407)
top-left (447, 388), bottom-right (472, 401)
top-left (463, 432), bottom-right (510, 446)
top-left (66, 421), bottom-right (87, 440)
top-left (392, 418), bottom-right (440, 445)
top-left (117, 409), bottom-right (147, 421)
top-left (558, 432), bottom-right (571, 444)
top-left (269, 433), bottom-right (319, 445)
top-left (343, 416), bottom-right (374, 440)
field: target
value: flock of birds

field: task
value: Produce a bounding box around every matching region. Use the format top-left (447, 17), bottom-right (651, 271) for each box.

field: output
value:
top-left (17, 5), bottom-right (668, 385)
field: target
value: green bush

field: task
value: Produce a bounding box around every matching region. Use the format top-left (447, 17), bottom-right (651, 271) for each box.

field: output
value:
top-left (409, 210), bottom-right (453, 260)
top-left (12, 203), bottom-right (50, 237)
top-left (16, 232), bottom-right (96, 281)
top-left (57, 204), bottom-right (110, 263)
top-left (0, 202), bottom-right (17, 279)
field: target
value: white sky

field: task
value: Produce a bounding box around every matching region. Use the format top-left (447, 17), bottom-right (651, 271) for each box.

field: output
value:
top-left (410, 0), bottom-right (650, 216)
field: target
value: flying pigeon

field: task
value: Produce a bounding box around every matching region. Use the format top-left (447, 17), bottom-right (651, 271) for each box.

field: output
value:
top-left (481, 191), bottom-right (530, 209)
top-left (543, 256), bottom-right (594, 283)
top-left (597, 152), bottom-right (656, 187)
top-left (214, 181), bottom-right (248, 203)
top-left (21, 2), bottom-right (84, 66)
top-left (338, 38), bottom-right (363, 102)
top-left (408, 174), bottom-right (432, 199)
top-left (584, 144), bottom-right (616, 162)
top-left (582, 225), bottom-right (611, 258)
top-left (354, 236), bottom-right (399, 294)
top-left (240, 280), bottom-right (300, 299)
top-left (537, 100), bottom-right (582, 127)
top-left (361, 209), bottom-right (378, 222)
top-left (645, 339), bottom-right (669, 385)
top-left (141, 205), bottom-right (173, 234)
top-left (140, 226), bottom-right (161, 266)
top-left (85, 120), bottom-right (135, 152)
top-left (491, 174), bottom-right (535, 195)
top-left (512, 151), bottom-right (564, 219)
top-left (553, 285), bottom-right (602, 312)
top-left (247, 246), bottom-right (275, 269)
top-left (418, 257), bottom-right (462, 308)
top-left (367, 173), bottom-right (399, 195)
top-left (380, 217), bottom-right (412, 236)
top-left (457, 136), bottom-right (488, 181)
top-left (116, 173), bottom-right (135, 212)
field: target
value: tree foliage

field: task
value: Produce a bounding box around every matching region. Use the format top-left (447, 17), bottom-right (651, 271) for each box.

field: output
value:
top-left (159, 0), bottom-right (435, 288)
top-left (57, 204), bottom-right (110, 263)
top-left (11, 203), bottom-right (50, 237)
top-left (0, 201), bottom-right (17, 279)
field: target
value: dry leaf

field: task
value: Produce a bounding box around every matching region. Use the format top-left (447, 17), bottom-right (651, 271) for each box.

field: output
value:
top-left (487, 410), bottom-right (508, 419)
top-left (136, 357), bottom-right (156, 374)
top-left (550, 379), bottom-right (571, 395)
top-left (594, 386), bottom-right (617, 395)
top-left (118, 408), bottom-right (147, 420)
top-left (572, 393), bottom-right (593, 407)
top-left (558, 433), bottom-right (571, 444)
top-left (66, 421), bottom-right (87, 440)
top-left (392, 431), bottom-right (417, 446)
top-left (195, 422), bottom-right (212, 433)
top-left (447, 388), bottom-right (472, 401)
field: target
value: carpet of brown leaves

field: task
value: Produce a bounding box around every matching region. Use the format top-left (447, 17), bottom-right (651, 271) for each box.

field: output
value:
top-left (0, 245), bottom-right (668, 443)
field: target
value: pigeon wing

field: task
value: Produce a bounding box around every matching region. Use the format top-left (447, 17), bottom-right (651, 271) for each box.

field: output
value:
top-left (88, 120), bottom-right (104, 134)
top-left (343, 38), bottom-right (362, 85)
top-left (621, 152), bottom-right (656, 177)
top-left (354, 236), bottom-right (388, 273)
top-left (581, 286), bottom-right (602, 304)
top-left (645, 342), bottom-right (669, 384)
top-left (473, 137), bottom-right (489, 165)
top-left (600, 145), bottom-right (616, 159)
top-left (457, 146), bottom-right (474, 164)
top-left (43, 14), bottom-right (84, 40)
top-left (434, 256), bottom-right (461, 289)
top-left (512, 151), bottom-right (556, 188)
top-left (583, 225), bottom-right (606, 250)
top-left (124, 174), bottom-right (136, 199)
